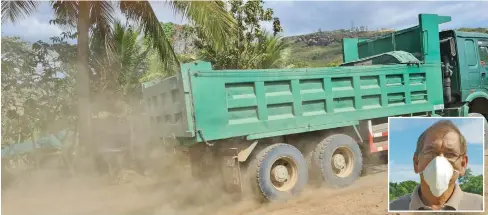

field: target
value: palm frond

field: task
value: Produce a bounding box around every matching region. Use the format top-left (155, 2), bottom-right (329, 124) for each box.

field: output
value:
top-left (258, 30), bottom-right (290, 68)
top-left (90, 1), bottom-right (116, 61)
top-left (50, 0), bottom-right (78, 27)
top-left (119, 0), bottom-right (179, 72)
top-left (1, 0), bottom-right (39, 24)
top-left (167, 0), bottom-right (236, 51)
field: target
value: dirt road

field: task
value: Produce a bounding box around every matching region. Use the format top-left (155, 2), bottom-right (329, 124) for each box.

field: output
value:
top-left (214, 166), bottom-right (390, 215)
top-left (0, 164), bottom-right (389, 215)
top-left (1, 164), bottom-right (387, 215)
top-left (2, 156), bottom-right (486, 215)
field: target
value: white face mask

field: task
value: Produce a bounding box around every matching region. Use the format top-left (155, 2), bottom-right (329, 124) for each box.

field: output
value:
top-left (420, 156), bottom-right (459, 197)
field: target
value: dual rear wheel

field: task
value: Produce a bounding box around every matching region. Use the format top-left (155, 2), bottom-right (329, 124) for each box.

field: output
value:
top-left (245, 143), bottom-right (308, 201)
top-left (246, 133), bottom-right (363, 201)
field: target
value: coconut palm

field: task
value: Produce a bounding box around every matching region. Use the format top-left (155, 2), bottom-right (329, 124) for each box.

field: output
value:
top-left (2, 0), bottom-right (236, 156)
top-left (90, 21), bottom-right (152, 116)
top-left (254, 31), bottom-right (290, 69)
top-left (197, 29), bottom-right (290, 70)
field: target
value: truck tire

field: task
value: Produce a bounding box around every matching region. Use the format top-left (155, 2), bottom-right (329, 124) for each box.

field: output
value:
top-left (468, 113), bottom-right (488, 150)
top-left (247, 143), bottom-right (308, 201)
top-left (311, 134), bottom-right (363, 188)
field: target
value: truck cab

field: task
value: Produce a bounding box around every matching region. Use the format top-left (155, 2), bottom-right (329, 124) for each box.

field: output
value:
top-left (439, 30), bottom-right (488, 117)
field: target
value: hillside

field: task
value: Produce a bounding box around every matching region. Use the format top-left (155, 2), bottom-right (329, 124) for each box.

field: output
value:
top-left (283, 28), bottom-right (395, 67)
top-left (165, 23), bottom-right (488, 68)
top-left (283, 27), bottom-right (488, 67)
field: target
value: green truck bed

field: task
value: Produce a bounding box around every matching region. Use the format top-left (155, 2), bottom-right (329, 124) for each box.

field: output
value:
top-left (142, 14), bottom-right (449, 144)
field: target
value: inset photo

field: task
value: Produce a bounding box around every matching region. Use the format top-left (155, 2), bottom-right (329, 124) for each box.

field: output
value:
top-left (388, 117), bottom-right (485, 212)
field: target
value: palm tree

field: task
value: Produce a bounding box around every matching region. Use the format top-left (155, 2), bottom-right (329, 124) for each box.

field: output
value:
top-left (197, 30), bottom-right (290, 70)
top-left (90, 21), bottom-right (152, 115)
top-left (254, 31), bottom-right (290, 69)
top-left (2, 1), bottom-right (236, 158)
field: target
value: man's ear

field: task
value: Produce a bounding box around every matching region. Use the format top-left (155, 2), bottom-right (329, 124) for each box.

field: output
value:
top-left (413, 155), bottom-right (419, 173)
top-left (459, 155), bottom-right (468, 176)
top-left (413, 131), bottom-right (426, 174)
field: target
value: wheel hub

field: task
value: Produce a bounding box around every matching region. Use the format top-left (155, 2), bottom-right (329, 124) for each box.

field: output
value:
top-left (272, 165), bottom-right (289, 183)
top-left (333, 154), bottom-right (346, 169)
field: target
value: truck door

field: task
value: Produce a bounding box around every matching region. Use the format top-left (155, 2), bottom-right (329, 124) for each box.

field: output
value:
top-left (478, 40), bottom-right (488, 89)
top-left (463, 39), bottom-right (482, 90)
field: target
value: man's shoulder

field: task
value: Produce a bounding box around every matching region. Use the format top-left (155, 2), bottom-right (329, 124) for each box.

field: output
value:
top-left (459, 191), bottom-right (483, 210)
top-left (389, 194), bottom-right (412, 211)
top-left (462, 191), bottom-right (483, 198)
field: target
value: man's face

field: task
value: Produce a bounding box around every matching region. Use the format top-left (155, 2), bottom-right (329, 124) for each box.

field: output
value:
top-left (414, 130), bottom-right (468, 178)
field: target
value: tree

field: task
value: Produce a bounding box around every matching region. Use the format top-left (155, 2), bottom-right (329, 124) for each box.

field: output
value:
top-left (2, 0), bottom-right (236, 158)
top-left (1, 36), bottom-right (77, 161)
top-left (1, 36), bottom-right (40, 146)
top-left (195, 0), bottom-right (288, 70)
top-left (255, 31), bottom-right (290, 69)
top-left (89, 21), bottom-right (152, 115)
top-left (389, 180), bottom-right (419, 201)
top-left (389, 167), bottom-right (483, 201)
top-left (458, 168), bottom-right (483, 195)
top-left (140, 22), bottom-right (199, 82)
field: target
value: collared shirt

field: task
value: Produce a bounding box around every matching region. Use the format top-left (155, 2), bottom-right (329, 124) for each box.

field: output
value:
top-left (389, 184), bottom-right (483, 211)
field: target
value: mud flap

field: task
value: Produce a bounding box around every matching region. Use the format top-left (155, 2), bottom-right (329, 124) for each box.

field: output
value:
top-left (219, 148), bottom-right (242, 193)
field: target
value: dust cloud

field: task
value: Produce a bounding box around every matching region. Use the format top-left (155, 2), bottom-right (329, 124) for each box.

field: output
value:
top-left (1, 147), bottom-right (236, 215)
top-left (1, 135), bottom-right (389, 215)
top-left (0, 131), bottom-right (380, 215)
top-left (2, 125), bottom-right (483, 215)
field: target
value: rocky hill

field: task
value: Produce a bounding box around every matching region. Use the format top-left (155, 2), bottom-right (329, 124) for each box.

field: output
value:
top-left (285, 28), bottom-right (394, 47)
top-left (283, 28), bottom-right (395, 67)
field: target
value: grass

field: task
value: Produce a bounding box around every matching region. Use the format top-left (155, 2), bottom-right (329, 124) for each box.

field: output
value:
top-left (287, 41), bottom-right (343, 67)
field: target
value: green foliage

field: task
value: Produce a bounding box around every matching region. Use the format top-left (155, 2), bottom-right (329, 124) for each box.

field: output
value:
top-left (286, 41), bottom-right (343, 67)
top-left (458, 168), bottom-right (483, 195)
top-left (458, 27), bottom-right (488, 34)
top-left (90, 22), bottom-right (152, 114)
top-left (389, 180), bottom-right (419, 201)
top-left (3, 0), bottom-right (237, 83)
top-left (1, 1), bottom-right (40, 24)
top-left (325, 58), bottom-right (342, 67)
top-left (182, 25), bottom-right (195, 38)
top-left (1, 36), bottom-right (76, 146)
top-left (285, 29), bottom-right (397, 68)
top-left (389, 168), bottom-right (483, 201)
top-left (285, 27), bottom-right (487, 69)
top-left (162, 22), bottom-right (175, 41)
top-left (178, 54), bottom-right (198, 64)
top-left (195, 0), bottom-right (287, 70)
top-left (140, 53), bottom-right (196, 83)
top-left (285, 59), bottom-right (311, 68)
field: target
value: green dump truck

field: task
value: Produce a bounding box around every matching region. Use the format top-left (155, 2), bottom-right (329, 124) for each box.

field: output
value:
top-left (142, 14), bottom-right (488, 201)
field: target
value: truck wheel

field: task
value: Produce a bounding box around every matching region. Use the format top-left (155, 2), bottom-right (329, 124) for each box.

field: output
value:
top-left (312, 134), bottom-right (363, 188)
top-left (468, 113), bottom-right (488, 150)
top-left (247, 143), bottom-right (308, 201)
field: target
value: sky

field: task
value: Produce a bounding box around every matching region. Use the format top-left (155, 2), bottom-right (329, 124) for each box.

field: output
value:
top-left (1, 1), bottom-right (487, 44)
top-left (389, 117), bottom-right (485, 183)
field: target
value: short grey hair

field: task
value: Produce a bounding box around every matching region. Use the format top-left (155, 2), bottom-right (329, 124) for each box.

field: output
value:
top-left (414, 120), bottom-right (467, 157)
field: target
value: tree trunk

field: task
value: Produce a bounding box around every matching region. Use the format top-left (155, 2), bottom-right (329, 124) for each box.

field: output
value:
top-left (76, 2), bottom-right (93, 159)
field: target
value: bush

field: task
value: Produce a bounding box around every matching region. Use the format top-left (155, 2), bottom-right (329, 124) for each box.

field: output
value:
top-left (389, 168), bottom-right (482, 201)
